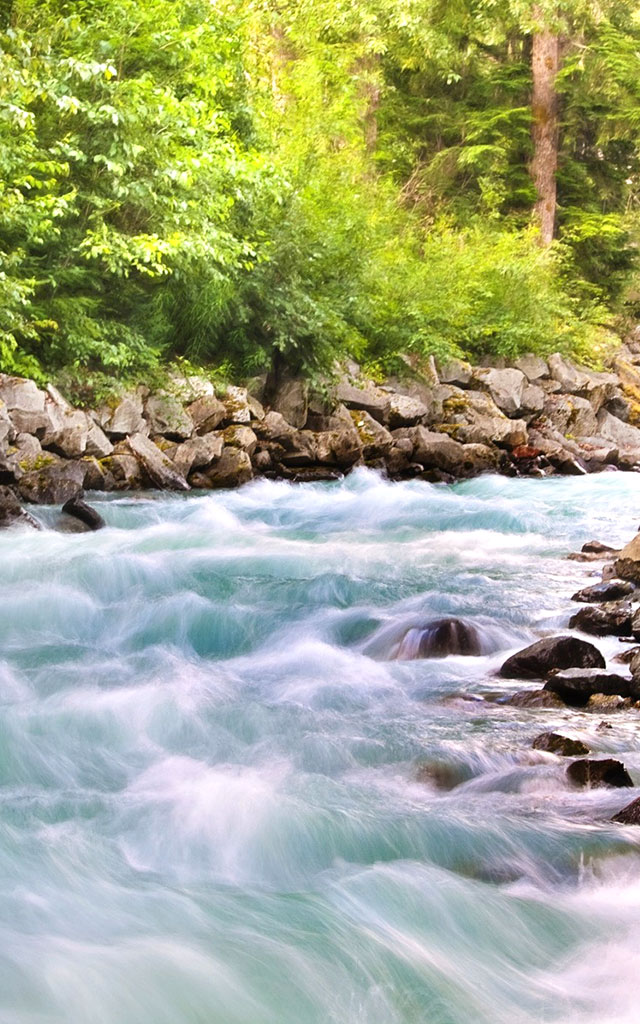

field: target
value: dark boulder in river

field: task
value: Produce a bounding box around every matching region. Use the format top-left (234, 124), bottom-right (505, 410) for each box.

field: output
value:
top-left (612, 796), bottom-right (640, 825)
top-left (572, 580), bottom-right (635, 603)
top-left (567, 758), bottom-right (633, 789)
top-left (397, 618), bottom-right (482, 659)
top-left (61, 492), bottom-right (105, 531)
top-left (569, 601), bottom-right (632, 637)
top-left (499, 636), bottom-right (605, 679)
top-left (544, 667), bottom-right (639, 705)
top-left (532, 732), bottom-right (589, 756)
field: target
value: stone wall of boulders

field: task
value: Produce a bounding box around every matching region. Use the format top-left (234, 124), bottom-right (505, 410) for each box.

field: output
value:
top-left (3, 332), bottom-right (640, 511)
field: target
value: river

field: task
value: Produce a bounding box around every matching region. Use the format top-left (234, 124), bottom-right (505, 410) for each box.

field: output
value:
top-left (1, 469), bottom-right (640, 1024)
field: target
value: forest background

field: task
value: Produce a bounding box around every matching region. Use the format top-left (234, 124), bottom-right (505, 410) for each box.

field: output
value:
top-left (2, 0), bottom-right (640, 399)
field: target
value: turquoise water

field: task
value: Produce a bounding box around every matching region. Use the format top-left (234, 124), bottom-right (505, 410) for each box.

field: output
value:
top-left (2, 469), bottom-right (640, 1024)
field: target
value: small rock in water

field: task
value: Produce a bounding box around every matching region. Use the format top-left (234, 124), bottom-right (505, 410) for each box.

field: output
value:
top-left (569, 602), bottom-right (632, 637)
top-left (61, 492), bottom-right (105, 531)
top-left (532, 732), bottom-right (590, 756)
top-left (586, 693), bottom-right (633, 712)
top-left (499, 636), bottom-right (605, 680)
top-left (567, 758), bottom-right (633, 789)
top-left (503, 689), bottom-right (566, 709)
top-left (415, 761), bottom-right (471, 790)
top-left (572, 581), bottom-right (635, 604)
top-left (612, 797), bottom-right (640, 824)
top-left (396, 618), bottom-right (482, 659)
top-left (581, 540), bottom-right (618, 555)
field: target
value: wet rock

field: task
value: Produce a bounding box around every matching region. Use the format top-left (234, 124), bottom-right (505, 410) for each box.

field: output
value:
top-left (532, 732), bottom-right (590, 756)
top-left (567, 758), bottom-right (633, 789)
top-left (582, 540), bottom-right (619, 555)
top-left (502, 688), bottom-right (566, 709)
top-left (396, 618), bottom-right (482, 659)
top-left (334, 382), bottom-right (390, 424)
top-left (127, 433), bottom-right (189, 491)
top-left (586, 693), bottom-right (633, 712)
top-left (544, 668), bottom-right (638, 705)
top-left (613, 645), bottom-right (640, 666)
top-left (187, 395), bottom-right (226, 435)
top-left (17, 455), bottom-right (87, 504)
top-left (277, 466), bottom-right (343, 483)
top-left (569, 601), bottom-right (632, 637)
top-left (144, 393), bottom-right (193, 440)
top-left (190, 446), bottom-right (252, 489)
top-left (499, 636), bottom-right (606, 679)
top-left (87, 453), bottom-right (143, 491)
top-left (572, 581), bottom-right (635, 603)
top-left (612, 797), bottom-right (640, 824)
top-left (0, 485), bottom-right (40, 529)
top-left (61, 492), bottom-right (105, 531)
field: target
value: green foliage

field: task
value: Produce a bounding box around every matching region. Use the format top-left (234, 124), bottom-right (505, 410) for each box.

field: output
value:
top-left (0, 0), bottom-right (639, 385)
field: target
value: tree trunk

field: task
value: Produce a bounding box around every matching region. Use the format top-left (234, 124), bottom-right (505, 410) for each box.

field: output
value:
top-left (531, 20), bottom-right (559, 245)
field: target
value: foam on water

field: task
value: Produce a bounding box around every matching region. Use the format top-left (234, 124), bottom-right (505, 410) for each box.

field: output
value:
top-left (2, 469), bottom-right (640, 1023)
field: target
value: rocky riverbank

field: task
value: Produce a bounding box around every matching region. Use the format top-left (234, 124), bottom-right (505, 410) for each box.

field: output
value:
top-left (4, 335), bottom-right (640, 518)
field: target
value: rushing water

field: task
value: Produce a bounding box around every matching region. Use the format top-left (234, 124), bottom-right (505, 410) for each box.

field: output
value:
top-left (2, 469), bottom-right (640, 1024)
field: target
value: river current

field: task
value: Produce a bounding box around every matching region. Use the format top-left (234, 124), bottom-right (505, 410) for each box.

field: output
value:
top-left (2, 469), bottom-right (640, 1024)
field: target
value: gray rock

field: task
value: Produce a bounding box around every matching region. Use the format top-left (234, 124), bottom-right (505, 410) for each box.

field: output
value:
top-left (144, 393), bottom-right (193, 440)
top-left (17, 455), bottom-right (86, 504)
top-left (222, 386), bottom-right (252, 425)
top-left (85, 420), bottom-right (113, 459)
top-left (513, 354), bottom-right (549, 381)
top-left (0, 485), bottom-right (40, 529)
top-left (542, 393), bottom-right (598, 438)
top-left (315, 426), bottom-right (362, 469)
top-left (191, 446), bottom-right (253, 489)
top-left (472, 367), bottom-right (527, 417)
top-left (223, 425), bottom-right (258, 457)
top-left (170, 434), bottom-right (223, 477)
top-left (439, 389), bottom-right (527, 447)
top-left (187, 395), bottom-right (226, 435)
top-left (393, 426), bottom-right (498, 477)
top-left (334, 382), bottom-right (390, 424)
top-left (520, 384), bottom-right (546, 416)
top-left (597, 409), bottom-right (640, 456)
top-left (270, 378), bottom-right (309, 429)
top-left (86, 453), bottom-right (143, 491)
top-left (502, 688), bottom-right (566, 709)
top-left (61, 492), bottom-right (105, 531)
top-left (350, 410), bottom-right (394, 461)
top-left (0, 376), bottom-right (46, 415)
top-left (386, 393), bottom-right (430, 429)
top-left (614, 533), bottom-right (640, 583)
top-left (438, 359), bottom-right (473, 387)
top-left (499, 635), bottom-right (606, 679)
top-left (42, 406), bottom-right (90, 458)
top-left (127, 433), bottom-right (189, 491)
top-left (99, 393), bottom-right (147, 438)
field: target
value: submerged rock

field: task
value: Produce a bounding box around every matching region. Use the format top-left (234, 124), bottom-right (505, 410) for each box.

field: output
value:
top-left (61, 492), bottom-right (105, 531)
top-left (502, 689), bottom-right (566, 709)
top-left (532, 732), bottom-right (590, 756)
top-left (612, 797), bottom-right (640, 825)
top-left (396, 618), bottom-right (483, 659)
top-left (567, 758), bottom-right (633, 789)
top-left (499, 636), bottom-right (606, 680)
top-left (415, 760), bottom-right (471, 790)
top-left (544, 668), bottom-right (639, 705)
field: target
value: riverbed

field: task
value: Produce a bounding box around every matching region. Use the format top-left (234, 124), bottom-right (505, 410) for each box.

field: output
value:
top-left (1, 469), bottom-right (640, 1024)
